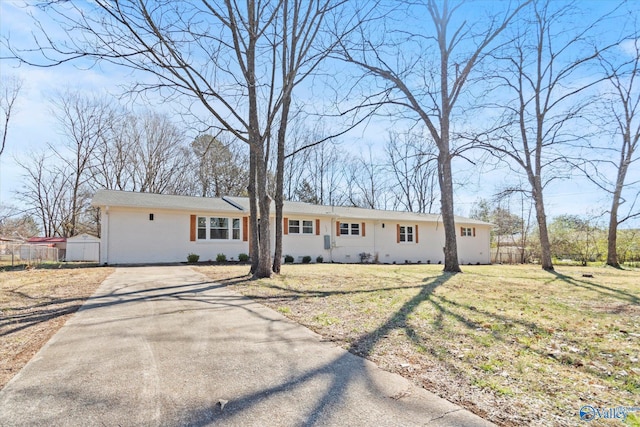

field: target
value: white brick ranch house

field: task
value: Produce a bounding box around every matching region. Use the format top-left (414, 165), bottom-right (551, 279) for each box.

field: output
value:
top-left (91, 189), bottom-right (492, 265)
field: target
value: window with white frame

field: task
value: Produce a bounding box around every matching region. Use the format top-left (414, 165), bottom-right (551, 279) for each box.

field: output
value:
top-left (400, 226), bottom-right (414, 242)
top-left (197, 216), bottom-right (241, 240)
top-left (288, 219), bottom-right (313, 234)
top-left (339, 222), bottom-right (359, 236)
top-left (210, 217), bottom-right (228, 239)
top-left (197, 217), bottom-right (207, 239)
top-left (232, 218), bottom-right (240, 240)
top-left (461, 227), bottom-right (473, 237)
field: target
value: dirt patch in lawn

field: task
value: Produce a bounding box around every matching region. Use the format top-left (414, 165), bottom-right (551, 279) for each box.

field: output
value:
top-left (0, 266), bottom-right (113, 390)
top-left (197, 264), bottom-right (640, 427)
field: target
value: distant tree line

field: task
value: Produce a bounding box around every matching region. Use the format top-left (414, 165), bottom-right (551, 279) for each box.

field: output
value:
top-left (4, 90), bottom-right (444, 239)
top-left (471, 199), bottom-right (640, 267)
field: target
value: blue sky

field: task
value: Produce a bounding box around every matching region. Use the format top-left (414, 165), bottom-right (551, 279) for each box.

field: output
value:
top-left (0, 0), bottom-right (638, 228)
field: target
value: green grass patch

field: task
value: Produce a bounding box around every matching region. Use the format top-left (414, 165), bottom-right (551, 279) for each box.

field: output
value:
top-left (197, 263), bottom-right (640, 426)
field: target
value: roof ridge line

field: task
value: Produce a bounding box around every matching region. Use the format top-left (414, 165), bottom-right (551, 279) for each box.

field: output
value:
top-left (222, 196), bottom-right (246, 211)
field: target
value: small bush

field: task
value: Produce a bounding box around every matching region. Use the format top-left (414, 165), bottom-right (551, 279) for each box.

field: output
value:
top-left (359, 252), bottom-right (372, 263)
top-left (238, 253), bottom-right (249, 262)
top-left (187, 253), bottom-right (200, 263)
top-left (316, 256), bottom-right (323, 263)
top-left (302, 255), bottom-right (312, 264)
top-left (216, 253), bottom-right (227, 263)
top-left (284, 254), bottom-right (294, 263)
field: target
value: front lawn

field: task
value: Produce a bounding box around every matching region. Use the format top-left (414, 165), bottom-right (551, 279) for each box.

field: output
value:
top-left (196, 264), bottom-right (640, 427)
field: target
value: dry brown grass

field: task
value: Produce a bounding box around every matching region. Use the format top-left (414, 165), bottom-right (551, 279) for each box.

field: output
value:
top-left (197, 263), bottom-right (640, 427)
top-left (0, 266), bottom-right (113, 389)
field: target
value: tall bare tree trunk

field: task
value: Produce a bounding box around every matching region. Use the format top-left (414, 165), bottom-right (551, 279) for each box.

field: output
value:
top-left (531, 178), bottom-right (553, 270)
top-left (249, 148), bottom-right (259, 275)
top-left (438, 150), bottom-right (460, 272)
top-left (255, 144), bottom-right (272, 278)
top-left (273, 105), bottom-right (289, 274)
top-left (606, 158), bottom-right (629, 268)
top-left (437, 19), bottom-right (461, 273)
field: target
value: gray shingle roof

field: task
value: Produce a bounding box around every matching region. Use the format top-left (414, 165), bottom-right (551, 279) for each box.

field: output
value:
top-left (92, 190), bottom-right (491, 226)
top-left (223, 196), bottom-right (491, 226)
top-left (91, 190), bottom-right (242, 213)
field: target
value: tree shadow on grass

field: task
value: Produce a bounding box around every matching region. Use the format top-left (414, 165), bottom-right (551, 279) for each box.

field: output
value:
top-left (219, 267), bottom-right (639, 403)
top-left (0, 279), bottom-right (234, 338)
top-left (347, 273), bottom-right (454, 357)
top-left (547, 270), bottom-right (639, 305)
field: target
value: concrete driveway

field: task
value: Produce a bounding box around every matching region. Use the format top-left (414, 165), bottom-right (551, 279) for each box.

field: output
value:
top-left (0, 266), bottom-right (493, 426)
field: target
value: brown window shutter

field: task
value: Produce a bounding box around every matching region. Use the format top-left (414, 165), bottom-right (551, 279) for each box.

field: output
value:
top-left (316, 219), bottom-right (320, 235)
top-left (460, 227), bottom-right (464, 237)
top-left (473, 227), bottom-right (476, 237)
top-left (336, 221), bottom-right (340, 236)
top-left (284, 217), bottom-right (289, 235)
top-left (396, 224), bottom-right (400, 243)
top-left (243, 216), bottom-right (248, 242)
top-left (190, 215), bottom-right (196, 241)
top-left (362, 222), bottom-right (366, 237)
top-left (415, 224), bottom-right (419, 244)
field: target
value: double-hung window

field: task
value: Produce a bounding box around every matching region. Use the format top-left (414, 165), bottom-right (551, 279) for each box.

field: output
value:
top-left (339, 222), bottom-right (359, 236)
top-left (302, 220), bottom-right (313, 234)
top-left (289, 220), bottom-right (300, 234)
top-left (399, 226), bottom-right (414, 242)
top-left (232, 219), bottom-right (240, 240)
top-left (210, 218), bottom-right (228, 239)
top-left (288, 219), bottom-right (314, 235)
top-left (197, 217), bottom-right (207, 239)
top-left (196, 216), bottom-right (241, 241)
top-left (461, 227), bottom-right (473, 237)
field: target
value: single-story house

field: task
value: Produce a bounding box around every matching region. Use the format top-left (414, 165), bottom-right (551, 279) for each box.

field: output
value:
top-left (91, 189), bottom-right (492, 265)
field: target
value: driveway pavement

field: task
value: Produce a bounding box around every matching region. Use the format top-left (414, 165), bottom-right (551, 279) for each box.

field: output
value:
top-left (0, 266), bottom-right (493, 426)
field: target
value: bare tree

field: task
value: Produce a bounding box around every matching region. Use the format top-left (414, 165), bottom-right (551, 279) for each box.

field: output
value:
top-left (282, 122), bottom-right (315, 200)
top-left (6, 1), bottom-right (346, 278)
top-left (270, 0), bottom-right (350, 273)
top-left (344, 146), bottom-right (387, 209)
top-left (283, 121), bottom-right (346, 205)
top-left (385, 130), bottom-right (439, 213)
top-left (50, 90), bottom-right (114, 236)
top-left (0, 74), bottom-right (22, 158)
top-left (128, 112), bottom-right (192, 195)
top-left (191, 133), bottom-right (248, 197)
top-left (307, 139), bottom-right (345, 206)
top-left (0, 214), bottom-right (40, 240)
top-left (478, 0), bottom-right (615, 270)
top-left (338, 0), bottom-right (530, 272)
top-left (581, 34), bottom-right (640, 267)
top-left (15, 152), bottom-right (73, 237)
top-left (89, 111), bottom-right (137, 192)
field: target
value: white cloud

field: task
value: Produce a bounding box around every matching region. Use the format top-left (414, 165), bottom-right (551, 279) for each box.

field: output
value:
top-left (618, 38), bottom-right (639, 58)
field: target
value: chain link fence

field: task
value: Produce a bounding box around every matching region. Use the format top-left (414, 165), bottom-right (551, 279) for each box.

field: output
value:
top-left (0, 244), bottom-right (61, 267)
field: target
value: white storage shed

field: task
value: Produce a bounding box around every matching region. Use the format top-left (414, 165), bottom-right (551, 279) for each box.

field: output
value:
top-left (66, 234), bottom-right (100, 262)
